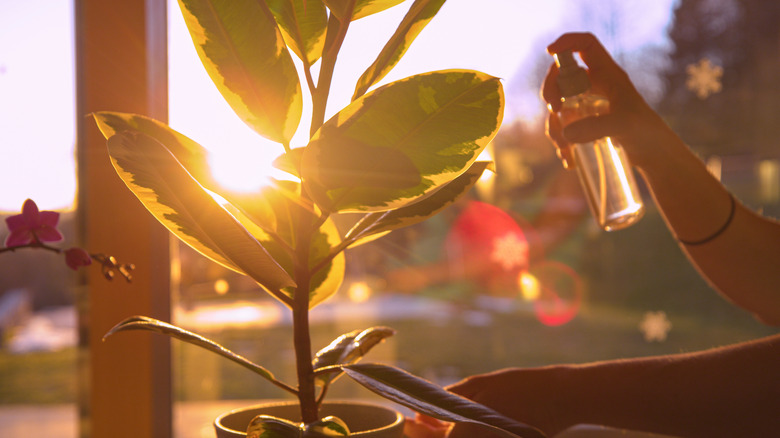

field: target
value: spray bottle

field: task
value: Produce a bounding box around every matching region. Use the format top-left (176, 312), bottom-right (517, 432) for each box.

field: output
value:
top-left (554, 51), bottom-right (644, 231)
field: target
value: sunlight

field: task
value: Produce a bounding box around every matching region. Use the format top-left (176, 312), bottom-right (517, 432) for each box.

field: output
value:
top-left (0, 1), bottom-right (677, 210)
top-left (208, 147), bottom-right (286, 193)
top-left (175, 300), bottom-right (284, 329)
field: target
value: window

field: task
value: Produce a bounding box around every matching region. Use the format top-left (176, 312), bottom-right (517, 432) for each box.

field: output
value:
top-left (0, 1), bottom-right (78, 437)
top-left (4, 1), bottom-right (779, 437)
top-left (168, 1), bottom-right (778, 436)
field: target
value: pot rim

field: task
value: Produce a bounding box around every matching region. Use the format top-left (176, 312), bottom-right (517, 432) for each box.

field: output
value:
top-left (214, 399), bottom-right (405, 436)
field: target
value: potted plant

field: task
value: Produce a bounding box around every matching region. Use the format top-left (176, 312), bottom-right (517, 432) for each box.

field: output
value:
top-left (93, 0), bottom-right (544, 436)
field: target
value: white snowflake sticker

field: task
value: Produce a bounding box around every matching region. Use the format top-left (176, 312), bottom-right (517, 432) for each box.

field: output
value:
top-left (490, 232), bottom-right (528, 271)
top-left (686, 58), bottom-right (723, 99)
top-left (639, 311), bottom-right (672, 342)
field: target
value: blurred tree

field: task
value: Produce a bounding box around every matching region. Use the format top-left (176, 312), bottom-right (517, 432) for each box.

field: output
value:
top-left (659, 0), bottom-right (780, 157)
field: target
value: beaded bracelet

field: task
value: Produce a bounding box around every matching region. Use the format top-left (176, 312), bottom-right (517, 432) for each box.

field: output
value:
top-left (678, 193), bottom-right (736, 246)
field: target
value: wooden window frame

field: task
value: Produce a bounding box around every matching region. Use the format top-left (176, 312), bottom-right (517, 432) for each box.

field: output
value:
top-left (75, 1), bottom-right (171, 436)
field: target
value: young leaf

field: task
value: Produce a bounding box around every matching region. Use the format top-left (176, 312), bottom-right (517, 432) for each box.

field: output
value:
top-left (106, 131), bottom-right (295, 291)
top-left (177, 0), bottom-right (302, 144)
top-left (353, 0), bottom-right (446, 100)
top-left (301, 70), bottom-right (504, 212)
top-left (265, 0), bottom-right (328, 65)
top-left (246, 415), bottom-right (302, 438)
top-left (105, 316), bottom-right (296, 395)
top-left (345, 161), bottom-right (491, 247)
top-left (313, 327), bottom-right (395, 386)
top-left (343, 363), bottom-right (545, 438)
top-left (324, 0), bottom-right (406, 21)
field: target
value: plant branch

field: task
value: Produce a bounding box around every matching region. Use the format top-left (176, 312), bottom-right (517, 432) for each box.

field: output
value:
top-left (302, 58), bottom-right (317, 101)
top-left (264, 286), bottom-right (294, 307)
top-left (309, 1), bottom-right (355, 137)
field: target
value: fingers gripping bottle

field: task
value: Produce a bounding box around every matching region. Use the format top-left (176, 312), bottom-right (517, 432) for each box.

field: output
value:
top-left (554, 51), bottom-right (644, 230)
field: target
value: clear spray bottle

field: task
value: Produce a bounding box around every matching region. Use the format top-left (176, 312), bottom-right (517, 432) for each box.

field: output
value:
top-left (554, 51), bottom-right (644, 231)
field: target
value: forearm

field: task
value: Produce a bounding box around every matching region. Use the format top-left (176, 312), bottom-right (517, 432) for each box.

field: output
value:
top-left (558, 334), bottom-right (780, 437)
top-left (629, 120), bottom-right (780, 324)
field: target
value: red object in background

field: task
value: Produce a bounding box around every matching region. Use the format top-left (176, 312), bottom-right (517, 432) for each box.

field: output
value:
top-left (443, 200), bottom-right (529, 296)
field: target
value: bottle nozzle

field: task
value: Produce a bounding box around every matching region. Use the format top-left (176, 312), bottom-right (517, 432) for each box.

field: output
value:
top-left (554, 51), bottom-right (591, 97)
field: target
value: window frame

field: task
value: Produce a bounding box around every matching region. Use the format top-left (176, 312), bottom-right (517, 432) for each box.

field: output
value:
top-left (75, 1), bottom-right (171, 436)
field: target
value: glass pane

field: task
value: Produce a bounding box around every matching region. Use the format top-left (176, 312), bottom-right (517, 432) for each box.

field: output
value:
top-left (168, 1), bottom-right (780, 436)
top-left (0, 1), bottom-right (77, 437)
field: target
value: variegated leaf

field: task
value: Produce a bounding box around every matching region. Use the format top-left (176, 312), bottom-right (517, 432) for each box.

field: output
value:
top-left (94, 112), bottom-right (279, 232)
top-left (324, 0), bottom-right (406, 21)
top-left (345, 161), bottom-right (491, 247)
top-left (177, 0), bottom-right (302, 143)
top-left (353, 0), bottom-right (446, 99)
top-left (246, 415), bottom-right (302, 438)
top-left (104, 316), bottom-right (292, 393)
top-left (303, 416), bottom-right (350, 437)
top-left (301, 70), bottom-right (504, 212)
top-left (106, 131), bottom-right (294, 291)
top-left (93, 112), bottom-right (214, 187)
top-left (343, 363), bottom-right (545, 438)
top-left (312, 326), bottom-right (395, 386)
top-left (265, 0), bottom-right (328, 65)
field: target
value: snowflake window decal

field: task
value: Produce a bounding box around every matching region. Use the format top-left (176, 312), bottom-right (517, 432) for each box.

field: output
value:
top-left (686, 58), bottom-right (723, 99)
top-left (490, 232), bottom-right (528, 271)
top-left (639, 310), bottom-right (672, 342)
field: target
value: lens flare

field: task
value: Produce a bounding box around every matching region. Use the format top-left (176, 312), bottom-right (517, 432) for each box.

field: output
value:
top-left (518, 271), bottom-right (540, 301)
top-left (525, 261), bottom-right (582, 326)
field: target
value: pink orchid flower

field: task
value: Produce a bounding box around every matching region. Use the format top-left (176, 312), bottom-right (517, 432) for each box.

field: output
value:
top-left (4, 199), bottom-right (64, 247)
top-left (65, 247), bottom-right (93, 270)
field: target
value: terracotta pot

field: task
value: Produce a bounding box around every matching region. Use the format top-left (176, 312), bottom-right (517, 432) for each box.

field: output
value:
top-left (214, 400), bottom-right (405, 438)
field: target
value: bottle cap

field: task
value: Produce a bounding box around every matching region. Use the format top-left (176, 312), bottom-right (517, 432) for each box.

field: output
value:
top-left (554, 51), bottom-right (591, 97)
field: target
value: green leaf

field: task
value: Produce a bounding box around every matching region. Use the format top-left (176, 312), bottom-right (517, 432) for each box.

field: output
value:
top-left (353, 0), bottom-right (446, 100)
top-left (301, 70), bottom-right (504, 212)
top-left (265, 0), bottom-right (328, 65)
top-left (246, 415), bottom-right (302, 438)
top-left (177, 0), bottom-right (302, 143)
top-left (104, 316), bottom-right (295, 394)
top-left (313, 327), bottom-right (395, 386)
top-left (345, 161), bottom-right (491, 247)
top-left (303, 416), bottom-right (350, 437)
top-left (324, 0), bottom-right (406, 21)
top-left (106, 131), bottom-right (295, 291)
top-left (343, 363), bottom-right (545, 438)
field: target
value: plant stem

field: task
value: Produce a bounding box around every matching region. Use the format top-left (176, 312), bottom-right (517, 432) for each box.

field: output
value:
top-left (293, 215), bottom-right (318, 424)
top-left (295, 0), bottom-right (357, 424)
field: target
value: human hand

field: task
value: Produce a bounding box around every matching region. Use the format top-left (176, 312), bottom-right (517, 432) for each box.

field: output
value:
top-left (445, 367), bottom-right (567, 438)
top-left (541, 32), bottom-right (665, 169)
